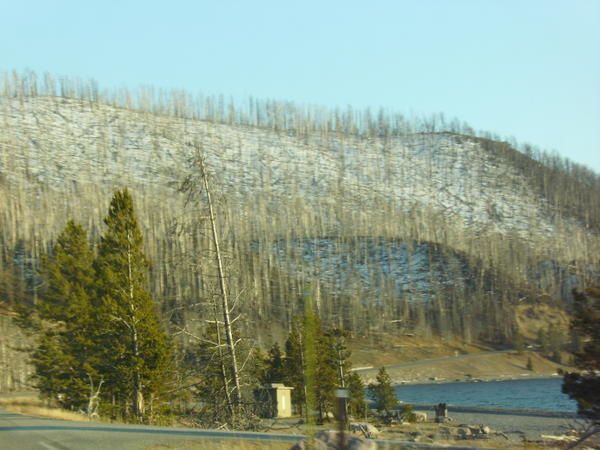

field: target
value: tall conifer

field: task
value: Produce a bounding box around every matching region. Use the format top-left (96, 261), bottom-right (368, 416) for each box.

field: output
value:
top-left (368, 367), bottom-right (397, 414)
top-left (95, 189), bottom-right (172, 421)
top-left (33, 220), bottom-right (98, 410)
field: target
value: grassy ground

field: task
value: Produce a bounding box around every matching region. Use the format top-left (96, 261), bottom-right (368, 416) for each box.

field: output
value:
top-left (2, 396), bottom-right (586, 450)
top-left (346, 330), bottom-right (573, 384)
top-left (348, 333), bottom-right (486, 368)
top-left (0, 395), bottom-right (90, 421)
top-left (357, 350), bottom-right (573, 384)
top-left (147, 440), bottom-right (291, 450)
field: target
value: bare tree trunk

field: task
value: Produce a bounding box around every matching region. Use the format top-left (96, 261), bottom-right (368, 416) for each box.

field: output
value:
top-left (86, 375), bottom-right (104, 419)
top-left (197, 156), bottom-right (242, 413)
top-left (213, 306), bottom-right (234, 419)
top-left (127, 231), bottom-right (144, 420)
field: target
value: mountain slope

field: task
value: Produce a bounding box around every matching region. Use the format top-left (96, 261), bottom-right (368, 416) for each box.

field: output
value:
top-left (0, 76), bottom-right (598, 347)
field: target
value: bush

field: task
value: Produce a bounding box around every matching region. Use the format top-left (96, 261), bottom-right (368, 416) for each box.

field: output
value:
top-left (399, 404), bottom-right (416, 423)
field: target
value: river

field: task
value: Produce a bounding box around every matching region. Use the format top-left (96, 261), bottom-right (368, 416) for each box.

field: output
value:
top-left (393, 377), bottom-right (577, 413)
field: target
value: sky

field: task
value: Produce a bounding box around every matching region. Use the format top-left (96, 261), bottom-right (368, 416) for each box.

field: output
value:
top-left (2, 0), bottom-right (599, 172)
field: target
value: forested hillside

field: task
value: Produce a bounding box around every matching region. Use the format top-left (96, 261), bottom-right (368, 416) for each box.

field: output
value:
top-left (1, 71), bottom-right (599, 373)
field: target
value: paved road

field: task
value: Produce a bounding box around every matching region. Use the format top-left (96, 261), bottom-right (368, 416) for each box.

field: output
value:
top-left (0, 408), bottom-right (302, 450)
top-left (0, 408), bottom-right (518, 450)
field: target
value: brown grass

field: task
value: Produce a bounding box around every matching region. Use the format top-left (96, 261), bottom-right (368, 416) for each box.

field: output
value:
top-left (147, 440), bottom-right (292, 450)
top-left (515, 303), bottom-right (570, 340)
top-left (0, 396), bottom-right (92, 422)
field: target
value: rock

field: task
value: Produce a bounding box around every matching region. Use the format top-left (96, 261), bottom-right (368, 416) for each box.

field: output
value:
top-left (435, 415), bottom-right (452, 423)
top-left (291, 431), bottom-right (377, 450)
top-left (349, 422), bottom-right (379, 438)
top-left (457, 427), bottom-right (472, 439)
top-left (465, 424), bottom-right (493, 436)
top-left (414, 411), bottom-right (427, 422)
top-left (290, 439), bottom-right (328, 450)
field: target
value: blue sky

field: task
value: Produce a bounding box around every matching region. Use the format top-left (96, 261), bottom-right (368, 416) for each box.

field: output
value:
top-left (2, 0), bottom-right (599, 171)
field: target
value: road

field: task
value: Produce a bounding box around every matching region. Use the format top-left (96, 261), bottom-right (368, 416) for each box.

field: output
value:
top-left (0, 407), bottom-right (517, 450)
top-left (0, 408), bottom-right (302, 450)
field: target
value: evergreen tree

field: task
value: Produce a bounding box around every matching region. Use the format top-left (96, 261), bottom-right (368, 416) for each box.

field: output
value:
top-left (282, 299), bottom-right (343, 422)
top-left (283, 322), bottom-right (306, 415)
top-left (185, 325), bottom-right (232, 424)
top-left (31, 220), bottom-right (98, 410)
top-left (327, 328), bottom-right (352, 387)
top-left (368, 367), bottom-right (397, 414)
top-left (264, 342), bottom-right (285, 384)
top-left (563, 287), bottom-right (600, 423)
top-left (314, 329), bottom-right (338, 423)
top-left (526, 356), bottom-right (534, 371)
top-left (346, 371), bottom-right (367, 418)
top-left (95, 189), bottom-right (172, 421)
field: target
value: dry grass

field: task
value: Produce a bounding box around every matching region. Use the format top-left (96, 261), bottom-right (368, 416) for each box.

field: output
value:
top-left (147, 440), bottom-right (292, 450)
top-left (368, 352), bottom-right (569, 383)
top-left (349, 333), bottom-right (486, 369)
top-left (514, 303), bottom-right (570, 341)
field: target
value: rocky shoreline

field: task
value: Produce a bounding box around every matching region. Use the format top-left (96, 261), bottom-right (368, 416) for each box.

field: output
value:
top-left (393, 372), bottom-right (563, 385)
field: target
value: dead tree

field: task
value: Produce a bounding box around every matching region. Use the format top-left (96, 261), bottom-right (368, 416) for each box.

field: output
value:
top-left (85, 374), bottom-right (104, 419)
top-left (180, 143), bottom-right (243, 422)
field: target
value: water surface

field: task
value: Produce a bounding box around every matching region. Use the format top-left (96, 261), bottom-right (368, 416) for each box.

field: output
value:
top-left (393, 377), bottom-right (577, 412)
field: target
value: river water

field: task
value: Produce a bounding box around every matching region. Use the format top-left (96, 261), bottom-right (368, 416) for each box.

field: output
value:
top-left (394, 377), bottom-right (577, 413)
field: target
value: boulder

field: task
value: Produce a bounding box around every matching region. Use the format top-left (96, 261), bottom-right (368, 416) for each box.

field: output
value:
top-left (414, 411), bottom-right (427, 422)
top-left (456, 427), bottom-right (472, 439)
top-left (291, 430), bottom-right (377, 450)
top-left (349, 422), bottom-right (379, 438)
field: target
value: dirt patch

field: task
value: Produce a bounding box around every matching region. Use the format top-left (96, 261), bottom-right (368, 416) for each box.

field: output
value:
top-left (356, 351), bottom-right (572, 384)
top-left (348, 333), bottom-right (486, 369)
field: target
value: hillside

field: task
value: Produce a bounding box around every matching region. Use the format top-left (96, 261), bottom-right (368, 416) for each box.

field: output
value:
top-left (0, 74), bottom-right (599, 355)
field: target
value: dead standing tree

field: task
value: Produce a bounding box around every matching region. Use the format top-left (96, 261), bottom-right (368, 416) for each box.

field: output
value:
top-left (180, 142), bottom-right (243, 423)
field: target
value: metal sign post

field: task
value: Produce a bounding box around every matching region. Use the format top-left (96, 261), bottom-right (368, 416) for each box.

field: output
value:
top-left (335, 388), bottom-right (350, 450)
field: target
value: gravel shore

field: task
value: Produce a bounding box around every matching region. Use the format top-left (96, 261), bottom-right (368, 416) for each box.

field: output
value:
top-left (415, 408), bottom-right (577, 440)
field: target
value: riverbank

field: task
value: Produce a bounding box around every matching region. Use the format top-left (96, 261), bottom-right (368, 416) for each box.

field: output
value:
top-left (398, 372), bottom-right (563, 385)
top-left (1, 395), bottom-right (586, 449)
top-left (354, 350), bottom-right (573, 386)
top-left (378, 408), bottom-right (581, 449)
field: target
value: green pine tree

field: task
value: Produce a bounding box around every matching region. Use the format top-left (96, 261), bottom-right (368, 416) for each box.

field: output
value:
top-left (346, 371), bottom-right (367, 418)
top-left (368, 367), bottom-right (397, 414)
top-left (264, 342), bottom-right (285, 384)
top-left (526, 356), bottom-right (534, 371)
top-left (283, 322), bottom-right (306, 415)
top-left (563, 287), bottom-right (600, 423)
top-left (186, 324), bottom-right (233, 425)
top-left (95, 189), bottom-right (172, 421)
top-left (31, 220), bottom-right (99, 411)
top-left (314, 329), bottom-right (338, 423)
top-left (282, 299), bottom-right (342, 423)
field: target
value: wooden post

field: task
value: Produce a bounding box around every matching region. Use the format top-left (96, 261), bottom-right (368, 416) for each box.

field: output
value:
top-left (336, 388), bottom-right (349, 450)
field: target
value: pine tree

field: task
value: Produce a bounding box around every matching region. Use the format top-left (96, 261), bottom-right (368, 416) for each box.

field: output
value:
top-left (282, 299), bottom-right (342, 422)
top-left (563, 287), bottom-right (600, 423)
top-left (526, 356), bottom-right (534, 371)
top-left (32, 220), bottom-right (98, 410)
top-left (186, 325), bottom-right (233, 425)
top-left (346, 371), bottom-right (367, 418)
top-left (368, 367), bottom-right (397, 414)
top-left (95, 189), bottom-right (172, 421)
top-left (264, 342), bottom-right (285, 384)
top-left (283, 322), bottom-right (306, 415)
top-left (314, 329), bottom-right (338, 423)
